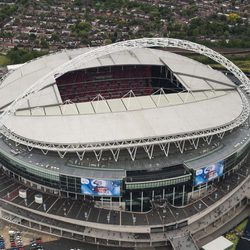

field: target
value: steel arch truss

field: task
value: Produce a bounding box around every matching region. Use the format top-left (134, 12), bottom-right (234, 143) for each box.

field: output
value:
top-left (0, 38), bottom-right (250, 161)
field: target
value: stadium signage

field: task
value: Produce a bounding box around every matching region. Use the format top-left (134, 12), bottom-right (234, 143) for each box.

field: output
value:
top-left (194, 160), bottom-right (224, 186)
top-left (81, 178), bottom-right (121, 196)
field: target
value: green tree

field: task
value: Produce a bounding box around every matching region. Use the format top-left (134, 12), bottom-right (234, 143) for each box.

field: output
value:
top-left (7, 47), bottom-right (48, 64)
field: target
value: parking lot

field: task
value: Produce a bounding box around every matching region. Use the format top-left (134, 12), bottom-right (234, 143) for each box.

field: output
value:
top-left (0, 222), bottom-right (58, 250)
top-left (0, 221), bottom-right (130, 250)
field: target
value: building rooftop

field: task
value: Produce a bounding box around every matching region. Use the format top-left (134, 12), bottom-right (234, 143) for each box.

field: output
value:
top-left (202, 236), bottom-right (233, 250)
top-left (0, 47), bottom-right (246, 154)
top-left (4, 90), bottom-right (242, 145)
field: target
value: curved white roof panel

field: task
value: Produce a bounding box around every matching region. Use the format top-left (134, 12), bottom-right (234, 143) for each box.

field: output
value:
top-left (5, 90), bottom-right (243, 145)
top-left (0, 47), bottom-right (243, 145)
top-left (0, 47), bottom-right (235, 110)
top-left (0, 48), bottom-right (91, 110)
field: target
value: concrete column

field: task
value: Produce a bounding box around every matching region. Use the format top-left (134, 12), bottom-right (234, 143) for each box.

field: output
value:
top-left (119, 210), bottom-right (122, 226)
top-left (119, 196), bottom-right (121, 207)
top-left (182, 185), bottom-right (185, 206)
top-left (130, 192), bottom-right (133, 212)
top-left (191, 185), bottom-right (194, 199)
top-left (172, 187), bottom-right (175, 206)
top-left (141, 191), bottom-right (144, 212)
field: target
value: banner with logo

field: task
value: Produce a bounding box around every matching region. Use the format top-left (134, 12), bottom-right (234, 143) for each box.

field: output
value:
top-left (194, 160), bottom-right (224, 186)
top-left (81, 178), bottom-right (121, 196)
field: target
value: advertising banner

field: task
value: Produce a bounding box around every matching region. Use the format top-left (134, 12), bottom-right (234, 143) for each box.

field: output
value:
top-left (194, 160), bottom-right (224, 186)
top-left (81, 178), bottom-right (121, 196)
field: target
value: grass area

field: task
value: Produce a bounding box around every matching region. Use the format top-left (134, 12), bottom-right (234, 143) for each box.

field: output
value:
top-left (209, 60), bottom-right (250, 73)
top-left (0, 54), bottom-right (10, 66)
top-left (187, 53), bottom-right (250, 73)
top-left (224, 219), bottom-right (248, 250)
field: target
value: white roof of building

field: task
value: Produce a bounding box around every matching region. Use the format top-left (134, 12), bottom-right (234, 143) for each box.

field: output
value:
top-left (0, 47), bottom-right (234, 111)
top-left (5, 90), bottom-right (242, 145)
top-left (0, 48), bottom-right (90, 110)
top-left (202, 236), bottom-right (233, 250)
top-left (7, 63), bottom-right (25, 71)
top-left (0, 47), bottom-right (243, 145)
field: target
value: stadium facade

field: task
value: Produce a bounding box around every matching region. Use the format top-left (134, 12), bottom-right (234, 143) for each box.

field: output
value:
top-left (0, 38), bottom-right (249, 249)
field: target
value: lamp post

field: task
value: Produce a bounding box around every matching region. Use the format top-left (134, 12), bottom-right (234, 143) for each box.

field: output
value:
top-left (132, 216), bottom-right (136, 225)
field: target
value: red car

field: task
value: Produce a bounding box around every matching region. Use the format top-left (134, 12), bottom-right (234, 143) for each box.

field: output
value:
top-left (10, 242), bottom-right (16, 247)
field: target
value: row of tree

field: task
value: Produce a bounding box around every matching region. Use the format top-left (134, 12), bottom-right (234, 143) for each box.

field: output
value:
top-left (6, 47), bottom-right (48, 64)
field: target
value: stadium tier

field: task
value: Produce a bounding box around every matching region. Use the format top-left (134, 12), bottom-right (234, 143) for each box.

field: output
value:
top-left (0, 38), bottom-right (249, 249)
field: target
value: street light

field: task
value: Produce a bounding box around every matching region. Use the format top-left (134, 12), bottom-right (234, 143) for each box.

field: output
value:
top-left (84, 211), bottom-right (88, 220)
top-left (107, 214), bottom-right (110, 224)
top-left (132, 216), bottom-right (136, 225)
top-left (175, 212), bottom-right (179, 229)
top-left (214, 193), bottom-right (218, 199)
top-left (162, 215), bottom-right (165, 224)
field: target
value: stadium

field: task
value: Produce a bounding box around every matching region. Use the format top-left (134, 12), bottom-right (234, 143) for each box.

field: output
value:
top-left (0, 38), bottom-right (250, 249)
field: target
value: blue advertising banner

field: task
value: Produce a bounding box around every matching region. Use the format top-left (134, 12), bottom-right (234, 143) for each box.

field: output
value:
top-left (194, 160), bottom-right (224, 186)
top-left (81, 178), bottom-right (121, 196)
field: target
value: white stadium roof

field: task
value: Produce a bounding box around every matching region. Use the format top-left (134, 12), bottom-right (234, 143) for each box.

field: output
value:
top-left (0, 47), bottom-right (235, 111)
top-left (0, 46), bottom-right (245, 147)
top-left (4, 90), bottom-right (242, 145)
top-left (0, 48), bottom-right (91, 110)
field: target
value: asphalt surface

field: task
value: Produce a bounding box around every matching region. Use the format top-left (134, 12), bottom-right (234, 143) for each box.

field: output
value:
top-left (8, 238), bottom-right (132, 250)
